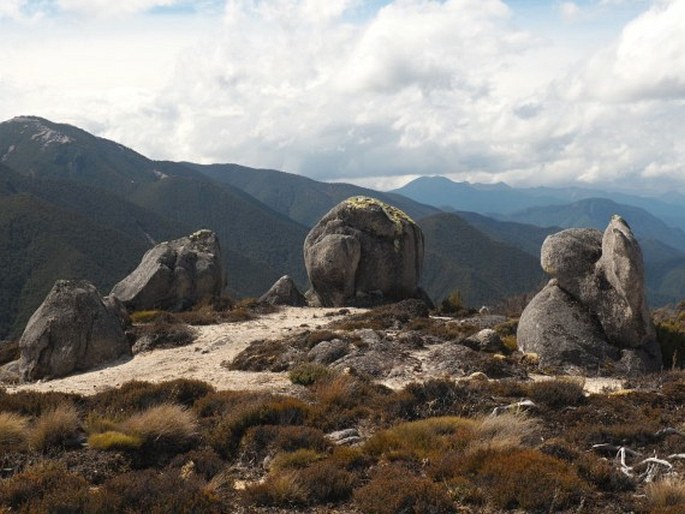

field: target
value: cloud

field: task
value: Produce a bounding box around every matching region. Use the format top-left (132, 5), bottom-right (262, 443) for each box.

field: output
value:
top-left (56, 0), bottom-right (180, 16)
top-left (1, 0), bottom-right (683, 195)
top-left (104, 0), bottom-right (536, 179)
top-left (560, 2), bottom-right (581, 20)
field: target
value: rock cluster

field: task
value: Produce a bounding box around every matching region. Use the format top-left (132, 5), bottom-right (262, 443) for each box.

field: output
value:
top-left (304, 197), bottom-right (425, 307)
top-left (517, 216), bottom-right (661, 373)
top-left (18, 280), bottom-right (130, 380)
top-left (111, 229), bottom-right (224, 311)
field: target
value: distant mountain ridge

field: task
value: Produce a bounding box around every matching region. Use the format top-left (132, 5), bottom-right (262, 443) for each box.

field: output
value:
top-left (0, 116), bottom-right (682, 339)
top-left (393, 175), bottom-right (685, 231)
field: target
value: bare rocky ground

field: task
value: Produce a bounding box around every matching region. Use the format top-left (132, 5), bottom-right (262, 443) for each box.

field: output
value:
top-left (6, 307), bottom-right (363, 396)
top-left (7, 305), bottom-right (622, 397)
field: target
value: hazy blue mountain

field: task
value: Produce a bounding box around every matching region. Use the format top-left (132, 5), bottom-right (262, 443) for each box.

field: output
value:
top-left (506, 198), bottom-right (685, 252)
top-left (393, 175), bottom-right (685, 231)
top-left (188, 162), bottom-right (440, 226)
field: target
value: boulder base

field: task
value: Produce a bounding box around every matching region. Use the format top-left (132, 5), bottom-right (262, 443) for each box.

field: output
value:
top-left (19, 280), bottom-right (130, 380)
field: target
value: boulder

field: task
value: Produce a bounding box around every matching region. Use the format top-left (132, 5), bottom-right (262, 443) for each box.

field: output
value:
top-left (463, 328), bottom-right (507, 354)
top-left (18, 280), bottom-right (130, 380)
top-left (518, 216), bottom-right (662, 374)
top-left (304, 197), bottom-right (425, 307)
top-left (111, 229), bottom-right (224, 311)
top-left (258, 275), bottom-right (306, 306)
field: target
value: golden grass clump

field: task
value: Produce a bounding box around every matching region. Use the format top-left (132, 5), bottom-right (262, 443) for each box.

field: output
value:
top-left (0, 411), bottom-right (29, 452)
top-left (122, 403), bottom-right (198, 449)
top-left (473, 411), bottom-right (540, 451)
top-left (644, 477), bottom-right (685, 512)
top-left (29, 403), bottom-right (80, 451)
top-left (88, 431), bottom-right (143, 451)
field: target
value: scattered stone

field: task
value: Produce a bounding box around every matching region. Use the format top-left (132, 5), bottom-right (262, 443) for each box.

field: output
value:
top-left (304, 196), bottom-right (426, 307)
top-left (111, 229), bottom-right (224, 312)
top-left (258, 275), bottom-right (306, 306)
top-left (491, 399), bottom-right (537, 416)
top-left (518, 217), bottom-right (662, 374)
top-left (463, 328), bottom-right (506, 353)
top-left (326, 428), bottom-right (362, 446)
top-left (18, 280), bottom-right (130, 380)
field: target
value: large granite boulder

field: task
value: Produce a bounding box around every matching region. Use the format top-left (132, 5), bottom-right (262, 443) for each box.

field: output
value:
top-left (518, 216), bottom-right (661, 374)
top-left (18, 280), bottom-right (131, 380)
top-left (111, 229), bottom-right (224, 311)
top-left (259, 275), bottom-right (306, 306)
top-left (304, 197), bottom-right (425, 307)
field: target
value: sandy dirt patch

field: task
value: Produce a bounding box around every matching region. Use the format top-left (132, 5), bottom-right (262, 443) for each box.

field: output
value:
top-left (6, 307), bottom-right (362, 396)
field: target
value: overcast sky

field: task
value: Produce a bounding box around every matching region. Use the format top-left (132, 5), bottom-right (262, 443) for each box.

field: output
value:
top-left (0, 0), bottom-right (683, 194)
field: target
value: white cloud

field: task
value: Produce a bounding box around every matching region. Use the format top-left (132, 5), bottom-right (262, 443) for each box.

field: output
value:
top-left (0, 0), bottom-right (683, 195)
top-left (560, 2), bottom-right (581, 20)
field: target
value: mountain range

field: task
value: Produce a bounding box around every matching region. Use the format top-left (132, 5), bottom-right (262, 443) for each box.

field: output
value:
top-left (0, 116), bottom-right (682, 339)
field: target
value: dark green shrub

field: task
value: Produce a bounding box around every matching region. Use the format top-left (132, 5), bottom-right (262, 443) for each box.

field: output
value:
top-left (288, 362), bottom-right (332, 385)
top-left (656, 321), bottom-right (685, 368)
top-left (168, 448), bottom-right (225, 481)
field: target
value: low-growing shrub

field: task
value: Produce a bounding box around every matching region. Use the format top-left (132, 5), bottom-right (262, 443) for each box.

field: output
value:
top-left (130, 310), bottom-right (172, 324)
top-left (0, 411), bottom-right (29, 453)
top-left (168, 448), bottom-right (225, 481)
top-left (270, 449), bottom-right (325, 471)
top-left (29, 403), bottom-right (81, 452)
top-left (526, 378), bottom-right (586, 409)
top-left (244, 459), bottom-right (355, 507)
top-left (364, 416), bottom-right (478, 462)
top-left (0, 462), bottom-right (91, 513)
top-left (131, 321), bottom-right (196, 353)
top-left (0, 389), bottom-right (81, 416)
top-left (288, 362), bottom-right (332, 385)
top-left (457, 447), bottom-right (587, 511)
top-left (88, 430), bottom-right (143, 451)
top-left (243, 470), bottom-right (307, 506)
top-left (91, 468), bottom-right (223, 513)
top-left (656, 321), bottom-right (685, 369)
top-left (240, 424), bottom-right (329, 464)
top-left (354, 464), bottom-right (456, 514)
top-left (88, 379), bottom-right (214, 416)
top-left (210, 397), bottom-right (311, 458)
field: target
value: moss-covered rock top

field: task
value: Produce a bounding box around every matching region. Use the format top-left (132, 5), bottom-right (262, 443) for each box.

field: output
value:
top-left (344, 196), bottom-right (416, 226)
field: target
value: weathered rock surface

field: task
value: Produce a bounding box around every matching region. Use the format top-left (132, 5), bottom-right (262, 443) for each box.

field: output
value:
top-left (111, 229), bottom-right (224, 311)
top-left (518, 216), bottom-right (661, 374)
top-left (258, 275), bottom-right (306, 306)
top-left (18, 280), bottom-right (130, 380)
top-left (463, 328), bottom-right (507, 354)
top-left (304, 197), bottom-right (425, 307)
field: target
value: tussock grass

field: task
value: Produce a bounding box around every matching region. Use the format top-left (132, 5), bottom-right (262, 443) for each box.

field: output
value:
top-left (122, 403), bottom-right (198, 450)
top-left (0, 411), bottom-right (29, 452)
top-left (29, 403), bottom-right (80, 451)
top-left (645, 477), bottom-right (685, 511)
